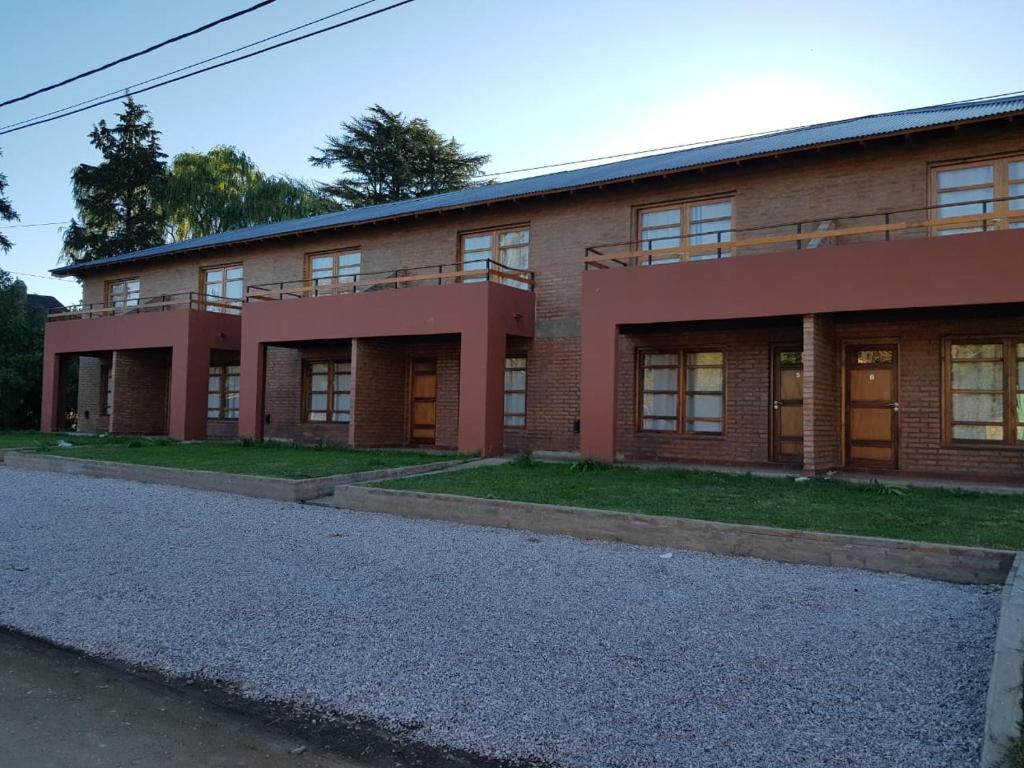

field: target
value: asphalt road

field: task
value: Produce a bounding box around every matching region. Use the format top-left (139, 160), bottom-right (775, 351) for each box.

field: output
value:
top-left (0, 630), bottom-right (364, 768)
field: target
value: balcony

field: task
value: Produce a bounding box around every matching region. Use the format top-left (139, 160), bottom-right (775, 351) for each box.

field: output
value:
top-left (582, 197), bottom-right (1024, 324)
top-left (48, 291), bottom-right (242, 322)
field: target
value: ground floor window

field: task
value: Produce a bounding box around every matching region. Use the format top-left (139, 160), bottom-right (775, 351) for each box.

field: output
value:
top-left (101, 364), bottom-right (112, 416)
top-left (947, 339), bottom-right (1024, 444)
top-left (305, 360), bottom-right (351, 423)
top-left (208, 365), bottom-right (240, 419)
top-left (504, 356), bottom-right (527, 427)
top-left (639, 349), bottom-right (724, 434)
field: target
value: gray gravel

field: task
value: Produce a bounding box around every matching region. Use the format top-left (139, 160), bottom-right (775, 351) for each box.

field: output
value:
top-left (0, 467), bottom-right (1000, 767)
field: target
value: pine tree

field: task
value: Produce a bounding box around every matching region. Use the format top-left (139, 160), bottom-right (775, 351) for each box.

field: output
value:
top-left (62, 98), bottom-right (168, 263)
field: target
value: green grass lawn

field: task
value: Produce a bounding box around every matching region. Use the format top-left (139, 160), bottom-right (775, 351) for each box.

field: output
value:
top-left (29, 438), bottom-right (454, 480)
top-left (0, 432), bottom-right (120, 450)
top-left (377, 459), bottom-right (1024, 550)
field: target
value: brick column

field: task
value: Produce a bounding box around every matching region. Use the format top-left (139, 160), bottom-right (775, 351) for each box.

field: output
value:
top-left (802, 313), bottom-right (840, 474)
top-left (351, 338), bottom-right (406, 448)
top-left (238, 338), bottom-right (266, 441)
top-left (167, 341), bottom-right (210, 441)
top-left (579, 318), bottom-right (618, 462)
top-left (110, 350), bottom-right (172, 435)
top-left (458, 321), bottom-right (506, 457)
top-left (39, 345), bottom-right (62, 433)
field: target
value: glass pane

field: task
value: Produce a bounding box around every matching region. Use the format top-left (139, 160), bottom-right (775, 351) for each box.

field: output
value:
top-left (334, 374), bottom-right (351, 392)
top-left (226, 267), bottom-right (243, 281)
top-left (1010, 161), bottom-right (1024, 181)
top-left (689, 420), bottom-right (722, 433)
top-left (1010, 182), bottom-right (1024, 211)
top-left (310, 374), bottom-right (328, 392)
top-left (499, 230), bottom-right (528, 246)
top-left (208, 375), bottom-right (220, 389)
top-left (952, 361), bottom-right (1003, 389)
top-left (953, 424), bottom-right (1003, 441)
top-left (952, 393), bottom-right (1003, 422)
top-left (779, 351), bottom-right (803, 365)
top-left (951, 344), bottom-right (1002, 360)
top-left (856, 350), bottom-right (894, 364)
top-left (687, 351), bottom-right (723, 366)
top-left (225, 281), bottom-right (244, 301)
top-left (642, 417), bottom-right (676, 431)
top-left (337, 251), bottom-right (361, 267)
top-left (462, 257), bottom-right (488, 282)
top-left (643, 393), bottom-right (677, 418)
top-left (463, 234), bottom-right (492, 251)
top-left (644, 353), bottom-right (679, 367)
top-left (643, 367), bottom-right (677, 390)
top-left (691, 201), bottom-right (732, 221)
top-left (505, 415), bottom-right (526, 427)
top-left (504, 393), bottom-right (526, 413)
top-left (501, 246), bottom-right (529, 271)
top-left (310, 362), bottom-right (329, 374)
top-left (309, 393), bottom-right (327, 412)
top-left (686, 367), bottom-right (724, 392)
top-left (225, 376), bottom-right (239, 391)
top-left (1018, 362), bottom-right (1024, 390)
top-left (505, 370), bottom-right (526, 390)
top-left (226, 365), bottom-right (240, 375)
top-left (311, 255), bottom-right (333, 271)
top-left (207, 394), bottom-right (220, 408)
top-left (687, 394), bottom-right (723, 419)
top-left (937, 165), bottom-right (994, 188)
top-left (333, 393), bottom-right (351, 412)
top-left (225, 394), bottom-right (239, 410)
top-left (640, 226), bottom-right (681, 250)
top-left (308, 412), bottom-right (326, 422)
top-left (207, 409), bottom-right (219, 418)
top-left (937, 189), bottom-right (992, 218)
top-left (641, 208), bottom-right (681, 228)
top-left (506, 357), bottom-right (526, 369)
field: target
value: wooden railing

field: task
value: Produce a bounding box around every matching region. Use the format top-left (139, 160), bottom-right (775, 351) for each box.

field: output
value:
top-left (584, 195), bottom-right (1024, 269)
top-left (48, 291), bottom-right (241, 322)
top-left (246, 259), bottom-right (534, 302)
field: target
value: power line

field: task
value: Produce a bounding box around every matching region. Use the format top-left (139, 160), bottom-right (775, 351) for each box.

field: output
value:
top-left (477, 88), bottom-right (1024, 179)
top-left (5, 270), bottom-right (75, 282)
top-left (0, 220), bottom-right (69, 229)
top-left (0, 0), bottom-right (381, 133)
top-left (0, 0), bottom-right (416, 137)
top-left (0, 0), bottom-right (279, 110)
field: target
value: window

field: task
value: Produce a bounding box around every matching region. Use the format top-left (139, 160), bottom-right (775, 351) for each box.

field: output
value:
top-left (207, 365), bottom-right (240, 419)
top-left (460, 226), bottom-right (529, 286)
top-left (201, 264), bottom-right (243, 312)
top-left (305, 360), bottom-right (351, 423)
top-left (308, 250), bottom-right (361, 292)
top-left (946, 339), bottom-right (1024, 445)
top-left (639, 350), bottom-right (725, 434)
top-left (504, 356), bottom-right (527, 427)
top-left (106, 278), bottom-right (140, 309)
top-left (100, 365), bottom-right (112, 416)
top-left (638, 199), bottom-right (733, 264)
top-left (934, 156), bottom-right (1024, 235)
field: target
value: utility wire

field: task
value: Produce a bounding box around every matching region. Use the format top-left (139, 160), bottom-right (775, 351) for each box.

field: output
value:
top-left (478, 88), bottom-right (1024, 179)
top-left (0, 220), bottom-right (70, 229)
top-left (0, 0), bottom-right (279, 109)
top-left (0, 0), bottom-right (381, 133)
top-left (5, 270), bottom-right (75, 282)
top-left (0, 0), bottom-right (415, 136)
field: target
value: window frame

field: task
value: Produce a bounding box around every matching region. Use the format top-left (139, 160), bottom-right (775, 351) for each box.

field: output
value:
top-left (503, 355), bottom-right (527, 429)
top-left (305, 248), bottom-right (362, 293)
top-left (104, 277), bottom-right (140, 309)
top-left (634, 195), bottom-right (735, 263)
top-left (943, 336), bottom-right (1024, 448)
top-left (207, 364), bottom-right (240, 420)
top-left (302, 358), bottom-right (352, 424)
top-left (930, 153), bottom-right (1024, 232)
top-left (100, 364), bottom-right (112, 416)
top-left (635, 347), bottom-right (726, 436)
top-left (200, 263), bottom-right (244, 312)
top-left (457, 223), bottom-right (530, 282)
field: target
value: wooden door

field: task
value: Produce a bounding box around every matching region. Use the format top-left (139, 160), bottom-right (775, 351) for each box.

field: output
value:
top-left (410, 359), bottom-right (437, 444)
top-left (771, 346), bottom-right (804, 463)
top-left (845, 345), bottom-right (899, 468)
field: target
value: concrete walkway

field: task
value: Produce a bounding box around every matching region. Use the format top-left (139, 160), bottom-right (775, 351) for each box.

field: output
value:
top-left (0, 630), bottom-right (362, 768)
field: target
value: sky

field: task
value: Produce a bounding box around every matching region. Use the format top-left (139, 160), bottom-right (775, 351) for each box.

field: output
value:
top-left (1, 0), bottom-right (1022, 306)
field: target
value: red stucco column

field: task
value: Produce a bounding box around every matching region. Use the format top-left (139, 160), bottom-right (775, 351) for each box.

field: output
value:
top-left (40, 345), bottom-right (61, 433)
top-left (238, 338), bottom-right (265, 442)
top-left (167, 340), bottom-right (209, 441)
top-left (457, 322), bottom-right (506, 457)
top-left (579, 318), bottom-right (619, 462)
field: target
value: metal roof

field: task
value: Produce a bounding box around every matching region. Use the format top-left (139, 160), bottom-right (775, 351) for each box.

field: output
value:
top-left (52, 94), bottom-right (1024, 276)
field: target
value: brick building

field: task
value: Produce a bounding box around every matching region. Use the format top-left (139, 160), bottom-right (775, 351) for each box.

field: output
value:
top-left (41, 94), bottom-right (1024, 481)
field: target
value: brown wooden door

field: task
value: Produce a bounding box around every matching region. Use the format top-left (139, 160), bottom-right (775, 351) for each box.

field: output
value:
top-left (772, 346), bottom-right (804, 463)
top-left (845, 345), bottom-right (899, 469)
top-left (410, 359), bottom-right (437, 444)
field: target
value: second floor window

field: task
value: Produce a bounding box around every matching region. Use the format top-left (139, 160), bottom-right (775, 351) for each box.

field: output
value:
top-left (207, 365), bottom-right (240, 420)
top-left (638, 199), bottom-right (733, 264)
top-left (106, 278), bottom-right (139, 308)
top-left (308, 249), bottom-right (361, 292)
top-left (202, 264), bottom-right (243, 312)
top-left (460, 226), bottom-right (529, 286)
top-left (934, 156), bottom-right (1024, 235)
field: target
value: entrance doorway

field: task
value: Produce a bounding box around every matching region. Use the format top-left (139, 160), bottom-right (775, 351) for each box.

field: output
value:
top-left (771, 346), bottom-right (804, 463)
top-left (409, 358), bottom-right (437, 444)
top-left (844, 345), bottom-right (899, 469)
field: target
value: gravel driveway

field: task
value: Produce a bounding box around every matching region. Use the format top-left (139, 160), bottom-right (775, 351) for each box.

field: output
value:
top-left (0, 467), bottom-right (1000, 767)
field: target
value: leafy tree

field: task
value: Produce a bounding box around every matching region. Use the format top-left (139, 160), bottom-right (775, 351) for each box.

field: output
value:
top-left (0, 269), bottom-right (45, 429)
top-left (62, 98), bottom-right (167, 263)
top-left (0, 148), bottom-right (18, 252)
top-left (160, 146), bottom-right (336, 241)
top-left (310, 105), bottom-right (490, 208)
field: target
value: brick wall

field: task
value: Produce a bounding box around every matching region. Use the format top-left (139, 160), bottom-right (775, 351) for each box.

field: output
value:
top-left (77, 354), bottom-right (111, 433)
top-left (615, 320), bottom-right (802, 465)
top-left (109, 349), bottom-right (170, 435)
top-left (265, 344), bottom-right (351, 445)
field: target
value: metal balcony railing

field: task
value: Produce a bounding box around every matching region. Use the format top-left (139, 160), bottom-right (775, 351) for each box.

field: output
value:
top-left (47, 291), bottom-right (241, 322)
top-left (584, 195), bottom-right (1024, 269)
top-left (245, 258), bottom-right (534, 302)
